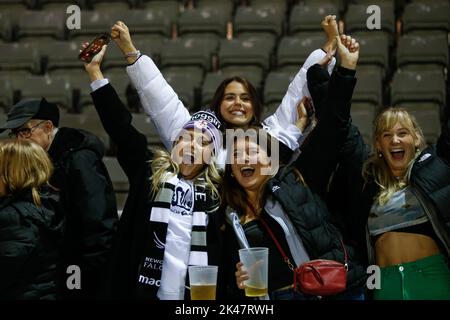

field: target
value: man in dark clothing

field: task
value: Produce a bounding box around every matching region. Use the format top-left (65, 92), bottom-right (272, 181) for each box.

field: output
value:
top-left (0, 98), bottom-right (118, 299)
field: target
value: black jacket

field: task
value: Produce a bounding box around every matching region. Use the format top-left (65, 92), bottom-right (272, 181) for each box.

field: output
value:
top-left (91, 83), bottom-right (225, 299)
top-left (0, 189), bottom-right (61, 299)
top-left (48, 127), bottom-right (118, 299)
top-left (223, 165), bottom-right (367, 298)
top-left (321, 72), bottom-right (450, 264)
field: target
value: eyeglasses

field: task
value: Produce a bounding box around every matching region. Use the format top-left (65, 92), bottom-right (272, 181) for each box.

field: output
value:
top-left (8, 120), bottom-right (47, 139)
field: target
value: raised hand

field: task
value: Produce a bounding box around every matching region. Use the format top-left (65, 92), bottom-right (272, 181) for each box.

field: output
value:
top-left (321, 15), bottom-right (339, 52)
top-left (111, 21), bottom-right (137, 62)
top-left (336, 34), bottom-right (359, 70)
top-left (81, 42), bottom-right (107, 81)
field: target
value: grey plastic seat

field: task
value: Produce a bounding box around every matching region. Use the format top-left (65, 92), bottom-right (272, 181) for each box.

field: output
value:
top-left (398, 102), bottom-right (442, 145)
top-left (201, 72), bottom-right (227, 106)
top-left (402, 1), bottom-right (450, 33)
top-left (353, 66), bottom-right (383, 106)
top-left (396, 31), bottom-right (448, 69)
top-left (103, 69), bottom-right (131, 105)
top-left (351, 103), bottom-right (376, 145)
top-left (58, 107), bottom-right (109, 148)
top-left (195, 0), bottom-right (234, 17)
top-left (39, 0), bottom-right (87, 10)
top-left (17, 9), bottom-right (65, 40)
top-left (92, 1), bottom-right (131, 11)
top-left (220, 66), bottom-right (264, 92)
top-left (277, 34), bottom-right (326, 70)
top-left (35, 40), bottom-right (84, 72)
top-left (289, 2), bottom-right (339, 34)
top-left (345, 3), bottom-right (395, 35)
top-left (160, 36), bottom-right (218, 71)
top-left (178, 7), bottom-right (228, 37)
top-left (17, 75), bottom-right (73, 110)
top-left (391, 69), bottom-right (446, 106)
top-left (234, 3), bottom-right (284, 37)
top-left (0, 42), bottom-right (40, 73)
top-left (160, 68), bottom-right (203, 110)
top-left (353, 31), bottom-right (390, 76)
top-left (303, 0), bottom-right (344, 13)
top-left (263, 71), bottom-right (294, 106)
top-left (219, 38), bottom-right (273, 71)
top-left (131, 113), bottom-right (162, 147)
top-left (0, 7), bottom-right (22, 41)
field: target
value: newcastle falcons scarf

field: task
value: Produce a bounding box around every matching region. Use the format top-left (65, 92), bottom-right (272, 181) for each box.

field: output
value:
top-left (136, 174), bottom-right (212, 299)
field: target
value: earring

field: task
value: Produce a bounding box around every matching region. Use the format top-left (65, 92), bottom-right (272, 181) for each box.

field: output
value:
top-left (378, 151), bottom-right (383, 158)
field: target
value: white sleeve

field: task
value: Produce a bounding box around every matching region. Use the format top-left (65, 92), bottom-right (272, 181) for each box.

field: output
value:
top-left (263, 49), bottom-right (336, 151)
top-left (126, 55), bottom-right (191, 150)
top-left (90, 78), bottom-right (109, 92)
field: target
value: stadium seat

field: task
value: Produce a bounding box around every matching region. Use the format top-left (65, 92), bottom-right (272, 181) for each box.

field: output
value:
top-left (303, 0), bottom-right (345, 14)
top-left (196, 0), bottom-right (234, 17)
top-left (350, 102), bottom-right (376, 145)
top-left (131, 112), bottom-right (162, 147)
top-left (16, 75), bottom-right (73, 110)
top-left (276, 34), bottom-right (326, 71)
top-left (289, 2), bottom-right (339, 34)
top-left (39, 0), bottom-right (87, 10)
top-left (103, 69), bottom-right (131, 105)
top-left (201, 72), bottom-right (227, 106)
top-left (17, 9), bottom-right (65, 40)
top-left (396, 31), bottom-right (448, 69)
top-left (218, 38), bottom-right (273, 71)
top-left (353, 66), bottom-right (383, 106)
top-left (220, 66), bottom-right (264, 92)
top-left (160, 68), bottom-right (203, 110)
top-left (353, 31), bottom-right (390, 76)
top-left (345, 3), bottom-right (395, 35)
top-left (391, 69), bottom-right (446, 106)
top-left (0, 7), bottom-right (21, 41)
top-left (103, 156), bottom-right (129, 193)
top-left (178, 7), bottom-right (228, 37)
top-left (0, 0), bottom-right (29, 10)
top-left (59, 105), bottom-right (110, 148)
top-left (234, 3), bottom-right (284, 37)
top-left (399, 102), bottom-right (442, 144)
top-left (35, 40), bottom-right (84, 72)
top-left (402, 1), bottom-right (450, 33)
top-left (0, 42), bottom-right (40, 74)
top-left (263, 71), bottom-right (294, 106)
top-left (160, 36), bottom-right (218, 71)
top-left (91, 1), bottom-right (131, 11)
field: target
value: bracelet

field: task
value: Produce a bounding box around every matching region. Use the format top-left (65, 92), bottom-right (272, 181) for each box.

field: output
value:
top-left (125, 50), bottom-right (141, 59)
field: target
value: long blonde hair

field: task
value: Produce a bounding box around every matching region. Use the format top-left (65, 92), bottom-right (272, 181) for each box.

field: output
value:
top-left (363, 107), bottom-right (426, 205)
top-left (150, 148), bottom-right (222, 204)
top-left (0, 140), bottom-right (53, 206)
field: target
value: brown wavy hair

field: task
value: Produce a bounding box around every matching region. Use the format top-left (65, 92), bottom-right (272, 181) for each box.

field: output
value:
top-left (210, 76), bottom-right (262, 128)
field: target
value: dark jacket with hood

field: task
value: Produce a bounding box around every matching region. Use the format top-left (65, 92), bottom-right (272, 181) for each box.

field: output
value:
top-left (91, 83), bottom-right (225, 299)
top-left (48, 126), bottom-right (118, 299)
top-left (0, 189), bottom-right (61, 299)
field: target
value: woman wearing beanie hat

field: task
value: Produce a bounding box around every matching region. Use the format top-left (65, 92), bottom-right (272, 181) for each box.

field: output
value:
top-left (83, 44), bottom-right (225, 300)
top-left (111, 16), bottom-right (340, 167)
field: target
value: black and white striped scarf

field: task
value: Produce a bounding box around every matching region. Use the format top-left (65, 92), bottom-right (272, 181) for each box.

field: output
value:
top-left (136, 174), bottom-right (211, 299)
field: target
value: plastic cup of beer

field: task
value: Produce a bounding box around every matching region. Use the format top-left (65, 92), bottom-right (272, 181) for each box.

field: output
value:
top-left (188, 265), bottom-right (218, 300)
top-left (238, 247), bottom-right (269, 297)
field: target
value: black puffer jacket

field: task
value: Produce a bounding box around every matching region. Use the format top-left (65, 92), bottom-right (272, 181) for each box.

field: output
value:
top-left (48, 127), bottom-right (118, 299)
top-left (223, 165), bottom-right (367, 298)
top-left (0, 189), bottom-right (61, 299)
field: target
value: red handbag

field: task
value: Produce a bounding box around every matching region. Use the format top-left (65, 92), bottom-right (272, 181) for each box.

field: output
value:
top-left (259, 217), bottom-right (348, 297)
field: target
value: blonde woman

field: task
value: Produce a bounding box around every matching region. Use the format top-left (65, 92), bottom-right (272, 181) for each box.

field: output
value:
top-left (328, 106), bottom-right (450, 299)
top-left (0, 140), bottom-right (61, 299)
top-left (83, 44), bottom-right (224, 300)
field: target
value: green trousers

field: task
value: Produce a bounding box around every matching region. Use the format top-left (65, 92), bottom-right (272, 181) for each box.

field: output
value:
top-left (374, 254), bottom-right (450, 300)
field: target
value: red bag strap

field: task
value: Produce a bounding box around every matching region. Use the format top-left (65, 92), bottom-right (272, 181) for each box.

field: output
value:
top-left (248, 200), bottom-right (348, 271)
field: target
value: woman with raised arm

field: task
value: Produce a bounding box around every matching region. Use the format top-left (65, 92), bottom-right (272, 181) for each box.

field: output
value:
top-left (323, 36), bottom-right (450, 299)
top-left (110, 16), bottom-right (340, 165)
top-left (83, 44), bottom-right (225, 300)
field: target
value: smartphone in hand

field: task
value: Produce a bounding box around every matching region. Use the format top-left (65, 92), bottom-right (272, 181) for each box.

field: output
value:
top-left (78, 34), bottom-right (111, 63)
